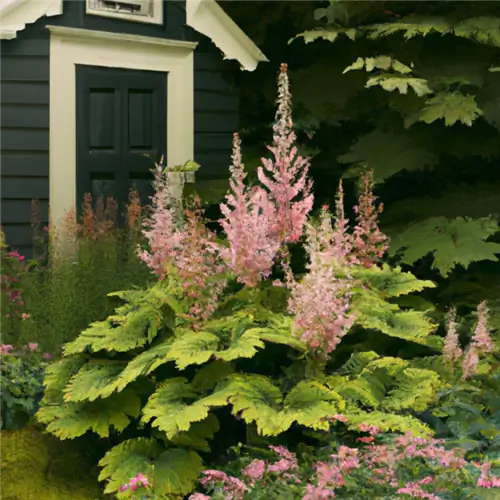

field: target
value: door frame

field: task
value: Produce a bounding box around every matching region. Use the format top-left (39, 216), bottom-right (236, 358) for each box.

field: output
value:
top-left (47, 25), bottom-right (196, 226)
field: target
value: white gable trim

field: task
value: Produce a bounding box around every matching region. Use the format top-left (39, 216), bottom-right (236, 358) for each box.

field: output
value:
top-left (0, 0), bottom-right (63, 39)
top-left (185, 0), bottom-right (267, 71)
top-left (0, 0), bottom-right (267, 70)
top-left (47, 25), bottom-right (194, 226)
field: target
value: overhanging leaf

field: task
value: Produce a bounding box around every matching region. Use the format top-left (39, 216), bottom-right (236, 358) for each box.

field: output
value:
top-left (390, 216), bottom-right (500, 276)
top-left (366, 74), bottom-right (432, 97)
top-left (339, 129), bottom-right (438, 182)
top-left (416, 92), bottom-right (483, 127)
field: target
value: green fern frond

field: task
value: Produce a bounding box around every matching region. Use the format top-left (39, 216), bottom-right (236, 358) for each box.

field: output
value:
top-left (36, 389), bottom-right (141, 439)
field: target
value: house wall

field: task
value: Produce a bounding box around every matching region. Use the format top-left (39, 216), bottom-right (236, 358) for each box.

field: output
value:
top-left (0, 0), bottom-right (239, 255)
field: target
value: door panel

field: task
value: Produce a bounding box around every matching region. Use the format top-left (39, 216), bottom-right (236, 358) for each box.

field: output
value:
top-left (76, 65), bottom-right (167, 217)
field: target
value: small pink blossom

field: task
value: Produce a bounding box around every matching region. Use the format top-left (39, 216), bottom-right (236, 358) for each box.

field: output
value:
top-left (28, 342), bottom-right (38, 351)
top-left (470, 300), bottom-right (493, 354)
top-left (462, 347), bottom-right (479, 379)
top-left (43, 352), bottom-right (53, 359)
top-left (242, 459), bottom-right (266, 481)
top-left (0, 344), bottom-right (14, 354)
top-left (443, 307), bottom-right (462, 363)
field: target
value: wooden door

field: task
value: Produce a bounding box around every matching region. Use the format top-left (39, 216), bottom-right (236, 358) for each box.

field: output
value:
top-left (76, 65), bottom-right (167, 215)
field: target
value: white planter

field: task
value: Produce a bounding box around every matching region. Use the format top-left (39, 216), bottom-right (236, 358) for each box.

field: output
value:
top-left (165, 171), bottom-right (196, 200)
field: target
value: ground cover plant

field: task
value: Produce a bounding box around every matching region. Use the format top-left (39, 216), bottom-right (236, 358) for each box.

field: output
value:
top-left (34, 64), bottom-right (499, 500)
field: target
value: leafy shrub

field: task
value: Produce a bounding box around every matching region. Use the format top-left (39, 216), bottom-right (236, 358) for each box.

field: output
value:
top-left (0, 342), bottom-right (52, 430)
top-left (418, 303), bottom-right (500, 461)
top-left (36, 65), bottom-right (455, 499)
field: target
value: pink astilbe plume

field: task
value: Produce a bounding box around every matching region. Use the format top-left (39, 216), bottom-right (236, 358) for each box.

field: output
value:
top-left (470, 300), bottom-right (493, 354)
top-left (462, 346), bottom-right (479, 380)
top-left (443, 308), bottom-right (462, 363)
top-left (286, 206), bottom-right (355, 354)
top-left (138, 163), bottom-right (186, 277)
top-left (174, 200), bottom-right (228, 327)
top-left (219, 133), bottom-right (280, 286)
top-left (352, 170), bottom-right (389, 267)
top-left (332, 180), bottom-right (353, 266)
top-left (257, 63), bottom-right (314, 245)
top-left (139, 168), bottom-right (226, 325)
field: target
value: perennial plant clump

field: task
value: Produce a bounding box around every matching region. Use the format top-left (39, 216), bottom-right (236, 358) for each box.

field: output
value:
top-left (35, 63), bottom-right (497, 499)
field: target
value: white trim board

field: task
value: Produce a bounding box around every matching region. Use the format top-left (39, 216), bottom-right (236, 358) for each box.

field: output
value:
top-left (0, 0), bottom-right (268, 71)
top-left (48, 25), bottom-right (195, 226)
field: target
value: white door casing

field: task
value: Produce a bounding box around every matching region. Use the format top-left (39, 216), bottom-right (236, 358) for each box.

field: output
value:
top-left (47, 25), bottom-right (196, 226)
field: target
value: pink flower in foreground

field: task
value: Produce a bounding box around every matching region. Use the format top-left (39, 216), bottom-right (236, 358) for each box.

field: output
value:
top-left (471, 300), bottom-right (493, 354)
top-left (257, 63), bottom-right (313, 245)
top-left (28, 342), bottom-right (38, 351)
top-left (443, 308), bottom-right (462, 363)
top-left (0, 344), bottom-right (14, 354)
top-left (43, 353), bottom-right (53, 359)
top-left (286, 207), bottom-right (355, 354)
top-left (138, 162), bottom-right (186, 277)
top-left (243, 459), bottom-right (266, 482)
top-left (22, 312), bottom-right (30, 320)
top-left (219, 133), bottom-right (280, 286)
top-left (462, 346), bottom-right (479, 379)
top-left (188, 494), bottom-right (211, 500)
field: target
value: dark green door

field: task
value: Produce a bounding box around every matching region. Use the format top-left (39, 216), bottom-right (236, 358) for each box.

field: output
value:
top-left (76, 65), bottom-right (167, 215)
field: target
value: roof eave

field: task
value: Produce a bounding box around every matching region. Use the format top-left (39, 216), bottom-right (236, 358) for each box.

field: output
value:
top-left (0, 0), bottom-right (63, 40)
top-left (186, 0), bottom-right (268, 71)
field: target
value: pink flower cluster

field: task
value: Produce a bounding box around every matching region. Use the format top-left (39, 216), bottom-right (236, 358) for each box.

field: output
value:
top-left (1, 249), bottom-right (30, 320)
top-left (0, 342), bottom-right (52, 358)
top-left (191, 423), bottom-right (500, 499)
top-left (119, 472), bottom-right (150, 492)
top-left (285, 206), bottom-right (355, 354)
top-left (442, 301), bottom-right (495, 379)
